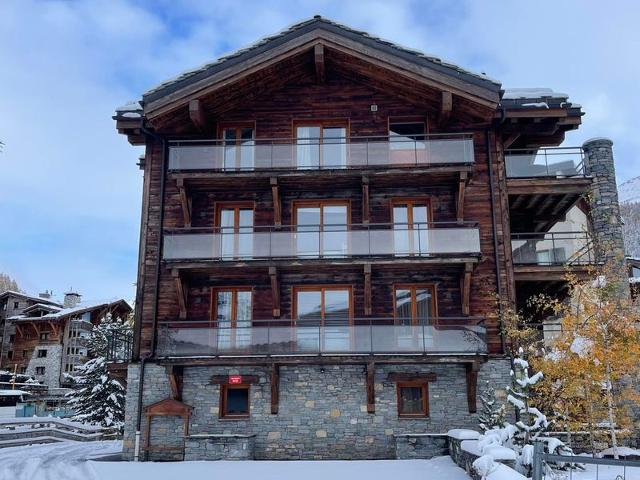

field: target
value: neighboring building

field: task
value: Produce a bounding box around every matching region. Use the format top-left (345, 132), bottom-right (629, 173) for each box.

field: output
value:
top-left (114, 17), bottom-right (625, 461)
top-left (1, 291), bottom-right (131, 388)
top-left (0, 290), bottom-right (61, 365)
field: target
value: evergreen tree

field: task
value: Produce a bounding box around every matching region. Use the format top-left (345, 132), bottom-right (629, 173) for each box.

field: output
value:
top-left (0, 273), bottom-right (20, 292)
top-left (478, 380), bottom-right (506, 432)
top-left (65, 357), bottom-right (125, 430)
top-left (87, 312), bottom-right (132, 359)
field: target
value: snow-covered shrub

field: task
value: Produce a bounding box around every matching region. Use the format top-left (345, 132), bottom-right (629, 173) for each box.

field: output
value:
top-left (478, 380), bottom-right (506, 432)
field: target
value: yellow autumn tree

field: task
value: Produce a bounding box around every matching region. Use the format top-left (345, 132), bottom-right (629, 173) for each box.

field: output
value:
top-left (536, 261), bottom-right (640, 457)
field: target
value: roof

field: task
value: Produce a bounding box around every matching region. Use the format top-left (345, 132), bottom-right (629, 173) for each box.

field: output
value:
top-left (0, 290), bottom-right (62, 307)
top-left (0, 390), bottom-right (30, 396)
top-left (22, 303), bottom-right (62, 314)
top-left (9, 298), bottom-right (131, 323)
top-left (139, 15), bottom-right (501, 107)
top-left (499, 88), bottom-right (581, 110)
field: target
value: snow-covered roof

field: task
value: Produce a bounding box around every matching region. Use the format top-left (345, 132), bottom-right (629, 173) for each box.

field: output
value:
top-left (502, 88), bottom-right (568, 100)
top-left (0, 390), bottom-right (30, 396)
top-left (11, 298), bottom-right (131, 322)
top-left (0, 290), bottom-right (62, 307)
top-left (141, 15), bottom-right (500, 105)
top-left (500, 88), bottom-right (581, 112)
top-left (114, 100), bottom-right (143, 119)
top-left (22, 303), bottom-right (62, 314)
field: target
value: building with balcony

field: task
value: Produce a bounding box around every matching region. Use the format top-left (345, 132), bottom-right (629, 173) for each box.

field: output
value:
top-left (114, 17), bottom-right (625, 461)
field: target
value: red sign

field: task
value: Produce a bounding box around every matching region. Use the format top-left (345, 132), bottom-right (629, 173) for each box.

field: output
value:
top-left (228, 375), bottom-right (242, 385)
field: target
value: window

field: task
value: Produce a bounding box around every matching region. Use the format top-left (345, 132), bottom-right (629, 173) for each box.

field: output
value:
top-left (633, 266), bottom-right (640, 278)
top-left (39, 332), bottom-right (50, 341)
top-left (216, 203), bottom-right (254, 259)
top-left (389, 122), bottom-right (426, 165)
top-left (35, 366), bottom-right (45, 375)
top-left (394, 285), bottom-right (436, 326)
top-left (22, 350), bottom-right (28, 358)
top-left (1, 301), bottom-right (6, 311)
top-left (221, 126), bottom-right (254, 170)
top-left (6, 351), bottom-right (13, 360)
top-left (294, 286), bottom-right (352, 351)
top-left (9, 334), bottom-right (15, 343)
top-left (293, 200), bottom-right (349, 257)
top-left (295, 121), bottom-right (347, 168)
top-left (13, 302), bottom-right (19, 309)
top-left (220, 384), bottom-right (250, 419)
top-left (211, 288), bottom-right (252, 350)
top-left (397, 381), bottom-right (429, 417)
top-left (19, 367), bottom-right (26, 374)
top-left (392, 199), bottom-right (431, 255)
top-left (37, 349), bottom-right (47, 358)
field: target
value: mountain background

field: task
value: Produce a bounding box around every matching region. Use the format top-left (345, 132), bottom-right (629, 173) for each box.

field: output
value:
top-left (619, 176), bottom-right (640, 258)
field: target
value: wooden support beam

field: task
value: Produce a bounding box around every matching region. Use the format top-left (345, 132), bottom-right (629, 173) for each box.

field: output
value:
top-left (456, 171), bottom-right (467, 222)
top-left (270, 177), bottom-right (281, 228)
top-left (271, 363), bottom-right (280, 414)
top-left (362, 176), bottom-right (370, 225)
top-left (387, 372), bottom-right (437, 382)
top-left (465, 362), bottom-right (479, 413)
top-left (188, 99), bottom-right (206, 131)
top-left (269, 266), bottom-right (280, 317)
top-left (176, 178), bottom-right (191, 227)
top-left (462, 263), bottom-right (473, 316)
top-left (439, 91), bottom-right (453, 124)
top-left (166, 366), bottom-right (184, 401)
top-left (366, 361), bottom-right (375, 413)
top-left (364, 263), bottom-right (372, 316)
top-left (172, 269), bottom-right (187, 320)
top-left (314, 43), bottom-right (325, 83)
top-left (502, 133), bottom-right (521, 149)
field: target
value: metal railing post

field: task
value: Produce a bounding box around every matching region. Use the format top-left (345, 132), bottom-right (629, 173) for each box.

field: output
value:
top-left (532, 441), bottom-right (544, 480)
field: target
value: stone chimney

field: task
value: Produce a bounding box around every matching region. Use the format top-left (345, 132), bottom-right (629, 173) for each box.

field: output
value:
top-left (582, 138), bottom-right (628, 291)
top-left (63, 291), bottom-right (82, 308)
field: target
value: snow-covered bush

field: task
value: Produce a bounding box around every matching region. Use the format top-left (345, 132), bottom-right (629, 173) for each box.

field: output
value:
top-left (478, 380), bottom-right (506, 432)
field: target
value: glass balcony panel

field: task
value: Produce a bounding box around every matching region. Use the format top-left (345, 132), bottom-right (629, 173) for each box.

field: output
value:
top-left (511, 232), bottom-right (593, 265)
top-left (505, 148), bottom-right (585, 178)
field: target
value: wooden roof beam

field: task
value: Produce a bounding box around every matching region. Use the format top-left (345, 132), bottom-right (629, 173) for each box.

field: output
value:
top-left (314, 43), bottom-right (325, 83)
top-left (172, 269), bottom-right (188, 320)
top-left (439, 91), bottom-right (452, 125)
top-left (188, 99), bottom-right (206, 132)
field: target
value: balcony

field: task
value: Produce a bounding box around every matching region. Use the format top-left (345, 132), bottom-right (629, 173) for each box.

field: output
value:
top-left (511, 231), bottom-right (594, 266)
top-left (505, 147), bottom-right (585, 179)
top-left (156, 318), bottom-right (487, 358)
top-left (167, 134), bottom-right (474, 172)
top-left (163, 222), bottom-right (481, 265)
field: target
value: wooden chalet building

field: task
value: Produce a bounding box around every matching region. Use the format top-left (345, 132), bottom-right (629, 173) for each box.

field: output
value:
top-left (114, 17), bottom-right (625, 461)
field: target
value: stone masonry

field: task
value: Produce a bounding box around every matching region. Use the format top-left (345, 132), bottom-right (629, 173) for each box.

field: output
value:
top-left (123, 358), bottom-right (512, 460)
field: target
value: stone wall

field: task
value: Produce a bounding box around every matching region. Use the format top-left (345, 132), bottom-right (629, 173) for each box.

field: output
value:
top-left (184, 434), bottom-right (255, 460)
top-left (25, 344), bottom-right (62, 388)
top-left (395, 433), bottom-right (448, 459)
top-left (122, 358), bottom-right (512, 461)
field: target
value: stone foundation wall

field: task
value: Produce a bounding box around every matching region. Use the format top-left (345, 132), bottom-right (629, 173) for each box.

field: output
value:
top-left (122, 358), bottom-right (512, 460)
top-left (395, 433), bottom-right (448, 459)
top-left (184, 434), bottom-right (255, 460)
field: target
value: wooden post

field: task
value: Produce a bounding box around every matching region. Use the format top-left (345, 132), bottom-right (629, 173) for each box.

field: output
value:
top-left (314, 43), bottom-right (325, 83)
top-left (366, 361), bottom-right (375, 413)
top-left (270, 177), bottom-right (281, 228)
top-left (465, 362), bottom-right (479, 413)
top-left (271, 363), bottom-right (280, 414)
top-left (166, 366), bottom-right (184, 401)
top-left (440, 91), bottom-right (452, 124)
top-left (456, 171), bottom-right (467, 223)
top-left (364, 263), bottom-right (372, 316)
top-left (362, 176), bottom-right (370, 225)
top-left (176, 178), bottom-right (191, 228)
top-left (269, 267), bottom-right (280, 317)
top-left (188, 99), bottom-right (205, 131)
top-left (172, 270), bottom-right (187, 320)
top-left (462, 263), bottom-right (473, 316)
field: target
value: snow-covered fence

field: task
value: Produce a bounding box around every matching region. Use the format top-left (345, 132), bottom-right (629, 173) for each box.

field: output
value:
top-left (531, 441), bottom-right (640, 480)
top-left (0, 417), bottom-right (118, 448)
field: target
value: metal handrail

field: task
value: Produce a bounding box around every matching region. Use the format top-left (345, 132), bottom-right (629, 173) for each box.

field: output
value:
top-left (511, 231), bottom-right (595, 266)
top-left (157, 317), bottom-right (486, 327)
top-left (505, 146), bottom-right (586, 178)
top-left (168, 132), bottom-right (475, 144)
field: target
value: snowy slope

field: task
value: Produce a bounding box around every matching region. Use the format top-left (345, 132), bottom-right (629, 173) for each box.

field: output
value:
top-left (618, 176), bottom-right (640, 204)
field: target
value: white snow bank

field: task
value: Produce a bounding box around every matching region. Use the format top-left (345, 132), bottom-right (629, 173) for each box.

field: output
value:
top-left (484, 463), bottom-right (527, 480)
top-left (482, 445), bottom-right (516, 461)
top-left (503, 88), bottom-right (568, 100)
top-left (599, 446), bottom-right (640, 457)
top-left (447, 428), bottom-right (480, 440)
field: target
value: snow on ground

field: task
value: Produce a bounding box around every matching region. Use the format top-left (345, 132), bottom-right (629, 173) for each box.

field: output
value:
top-left (1, 440), bottom-right (639, 480)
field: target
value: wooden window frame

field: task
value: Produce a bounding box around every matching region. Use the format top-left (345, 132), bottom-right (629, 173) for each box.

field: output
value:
top-left (393, 284), bottom-right (438, 326)
top-left (219, 384), bottom-right (251, 420)
top-left (218, 122), bottom-right (256, 171)
top-left (214, 202), bottom-right (255, 258)
top-left (293, 119), bottom-right (350, 168)
top-left (210, 287), bottom-right (253, 327)
top-left (396, 381), bottom-right (429, 418)
top-left (291, 285), bottom-right (354, 326)
top-left (390, 198), bottom-right (433, 254)
top-left (292, 200), bottom-right (351, 257)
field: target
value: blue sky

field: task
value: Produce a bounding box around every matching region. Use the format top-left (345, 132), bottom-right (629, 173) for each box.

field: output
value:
top-left (1, 0), bottom-right (638, 302)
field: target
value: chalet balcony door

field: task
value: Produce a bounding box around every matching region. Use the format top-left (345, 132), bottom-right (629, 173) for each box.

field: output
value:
top-left (389, 122), bottom-right (426, 166)
top-left (222, 126), bottom-right (255, 171)
top-left (294, 286), bottom-right (352, 352)
top-left (294, 201), bottom-right (349, 258)
top-left (394, 285), bottom-right (436, 350)
top-left (392, 199), bottom-right (430, 256)
top-left (217, 204), bottom-right (254, 259)
top-left (212, 288), bottom-right (252, 351)
top-left (295, 123), bottom-right (347, 169)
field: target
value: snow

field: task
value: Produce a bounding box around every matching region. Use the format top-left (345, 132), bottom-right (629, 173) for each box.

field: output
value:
top-left (570, 336), bottom-right (593, 357)
top-left (506, 394), bottom-right (525, 410)
top-left (483, 463), bottom-right (527, 480)
top-left (482, 445), bottom-right (517, 461)
top-left (0, 389), bottom-right (30, 396)
top-left (502, 88), bottom-right (568, 100)
top-left (447, 428), bottom-right (480, 440)
top-left (618, 176), bottom-right (640, 204)
top-left (0, 442), bottom-right (471, 480)
top-left (599, 446), bottom-right (640, 457)
top-left (520, 102), bottom-right (549, 108)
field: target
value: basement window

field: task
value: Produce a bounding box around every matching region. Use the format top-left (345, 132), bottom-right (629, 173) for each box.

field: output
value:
top-left (220, 385), bottom-right (250, 419)
top-left (397, 381), bottom-right (429, 417)
top-left (37, 349), bottom-right (47, 358)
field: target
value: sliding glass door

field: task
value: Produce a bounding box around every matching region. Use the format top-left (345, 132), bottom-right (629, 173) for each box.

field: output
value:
top-left (392, 199), bottom-right (430, 255)
top-left (294, 201), bottom-right (348, 257)
top-left (212, 288), bottom-right (252, 350)
top-left (222, 126), bottom-right (255, 170)
top-left (217, 204), bottom-right (254, 259)
top-left (296, 123), bottom-right (347, 169)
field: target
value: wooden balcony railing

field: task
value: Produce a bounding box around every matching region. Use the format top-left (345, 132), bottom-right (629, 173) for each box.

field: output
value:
top-left (163, 222), bottom-right (481, 262)
top-left (156, 317), bottom-right (487, 357)
top-left (167, 133), bottom-right (474, 172)
top-left (505, 147), bottom-right (586, 179)
top-left (511, 231), bottom-right (595, 266)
